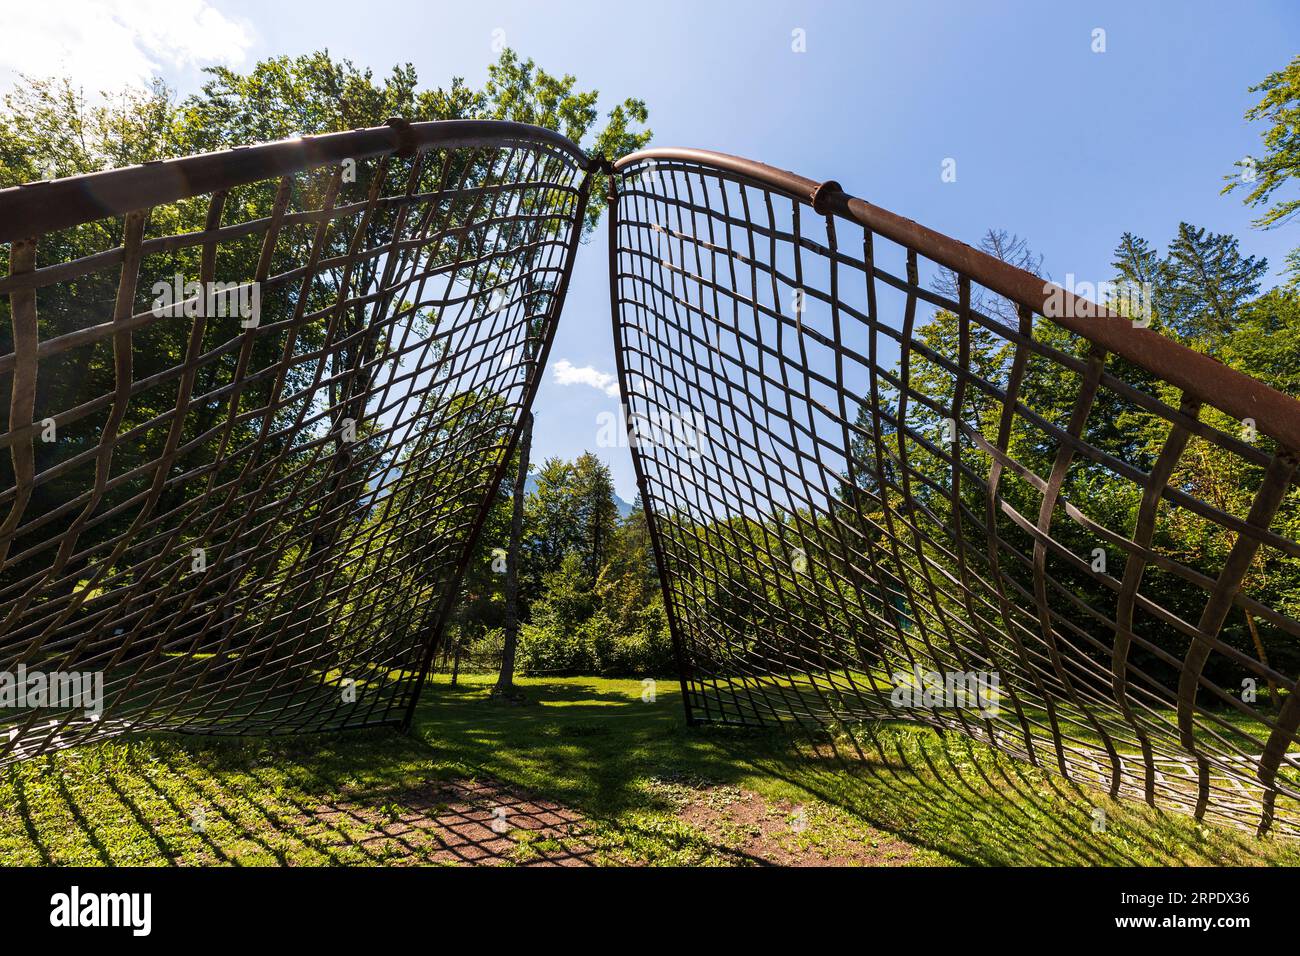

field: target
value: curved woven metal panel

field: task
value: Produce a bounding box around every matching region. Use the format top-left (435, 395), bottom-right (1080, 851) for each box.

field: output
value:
top-left (0, 121), bottom-right (592, 760)
top-left (8, 122), bottom-right (1300, 840)
top-left (609, 149), bottom-right (1300, 835)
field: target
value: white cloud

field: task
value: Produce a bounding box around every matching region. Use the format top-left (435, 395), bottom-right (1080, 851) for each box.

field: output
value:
top-left (2, 0), bottom-right (254, 94)
top-left (552, 359), bottom-right (620, 398)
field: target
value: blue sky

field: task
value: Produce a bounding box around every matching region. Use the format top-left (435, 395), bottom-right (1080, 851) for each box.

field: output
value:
top-left (5, 0), bottom-right (1296, 499)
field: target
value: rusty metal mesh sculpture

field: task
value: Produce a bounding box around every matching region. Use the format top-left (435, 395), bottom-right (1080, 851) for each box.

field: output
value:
top-left (5, 122), bottom-right (1300, 837)
top-left (608, 149), bottom-right (1300, 836)
top-left (0, 121), bottom-right (592, 759)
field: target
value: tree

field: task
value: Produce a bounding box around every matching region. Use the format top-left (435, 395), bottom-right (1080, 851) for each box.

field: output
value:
top-left (1158, 223), bottom-right (1267, 341)
top-left (932, 228), bottom-right (1044, 325)
top-left (495, 279), bottom-right (548, 701)
top-left (1223, 288), bottom-right (1300, 397)
top-left (570, 453), bottom-right (619, 586)
top-left (1111, 232), bottom-right (1161, 290)
top-left (1110, 231), bottom-right (1162, 323)
top-left (1223, 55), bottom-right (1300, 234)
top-left (525, 457), bottom-right (579, 583)
top-left (606, 499), bottom-right (657, 588)
top-left (475, 50), bottom-right (650, 235)
top-left (493, 411), bottom-right (532, 699)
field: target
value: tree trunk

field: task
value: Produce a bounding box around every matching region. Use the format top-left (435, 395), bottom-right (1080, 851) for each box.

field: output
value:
top-left (494, 410), bottom-right (532, 697)
top-left (450, 629), bottom-right (463, 687)
top-left (1244, 608), bottom-right (1279, 713)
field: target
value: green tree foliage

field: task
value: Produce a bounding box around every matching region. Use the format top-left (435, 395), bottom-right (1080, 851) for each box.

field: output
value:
top-left (525, 456), bottom-right (580, 588)
top-left (1158, 223), bottom-right (1268, 341)
top-left (832, 216), bottom-right (1300, 713)
top-left (456, 455), bottom-right (674, 677)
top-left (569, 452), bottom-right (619, 585)
top-left (476, 50), bottom-right (650, 233)
top-left (1224, 54), bottom-right (1300, 232)
top-left (1224, 54), bottom-right (1300, 284)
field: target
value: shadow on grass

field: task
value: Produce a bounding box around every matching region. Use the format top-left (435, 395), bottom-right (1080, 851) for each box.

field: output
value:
top-left (409, 675), bottom-right (1300, 866)
top-left (2, 674), bottom-right (1297, 865)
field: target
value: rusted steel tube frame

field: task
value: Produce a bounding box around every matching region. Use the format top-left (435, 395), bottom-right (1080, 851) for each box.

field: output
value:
top-left (0, 119), bottom-right (598, 245)
top-left (610, 145), bottom-right (1300, 834)
top-left (614, 147), bottom-right (1300, 455)
top-left (0, 120), bottom-right (594, 758)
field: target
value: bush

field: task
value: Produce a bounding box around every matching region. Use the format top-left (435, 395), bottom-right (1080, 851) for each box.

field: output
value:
top-left (517, 604), bottom-right (675, 677)
top-left (517, 620), bottom-right (596, 674)
top-left (605, 603), bottom-right (675, 675)
top-left (466, 627), bottom-right (505, 670)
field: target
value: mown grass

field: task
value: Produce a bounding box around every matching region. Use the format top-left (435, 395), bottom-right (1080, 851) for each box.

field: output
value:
top-left (0, 673), bottom-right (1297, 866)
top-left (407, 674), bottom-right (1300, 865)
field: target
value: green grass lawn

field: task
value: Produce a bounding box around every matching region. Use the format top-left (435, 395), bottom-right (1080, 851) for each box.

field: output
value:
top-left (1, 673), bottom-right (1297, 866)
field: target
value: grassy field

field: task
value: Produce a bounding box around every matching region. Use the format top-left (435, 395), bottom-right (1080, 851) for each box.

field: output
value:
top-left (1, 673), bottom-right (1297, 866)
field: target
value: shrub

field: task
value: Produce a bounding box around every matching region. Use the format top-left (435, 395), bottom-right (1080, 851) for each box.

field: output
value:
top-left (517, 604), bottom-right (675, 677)
top-left (517, 620), bottom-right (596, 674)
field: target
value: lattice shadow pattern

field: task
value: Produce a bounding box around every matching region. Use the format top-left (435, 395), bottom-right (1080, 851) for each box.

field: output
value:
top-left (0, 121), bottom-right (592, 760)
top-left (609, 150), bottom-right (1300, 836)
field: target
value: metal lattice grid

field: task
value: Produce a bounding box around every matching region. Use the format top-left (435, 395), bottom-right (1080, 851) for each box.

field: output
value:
top-left (6, 123), bottom-right (1300, 838)
top-left (609, 148), bottom-right (1300, 836)
top-left (0, 121), bottom-right (593, 759)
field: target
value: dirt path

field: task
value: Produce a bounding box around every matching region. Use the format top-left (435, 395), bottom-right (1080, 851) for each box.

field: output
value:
top-left (299, 775), bottom-right (912, 866)
top-left (300, 778), bottom-right (598, 866)
top-left (645, 775), bottom-right (915, 866)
